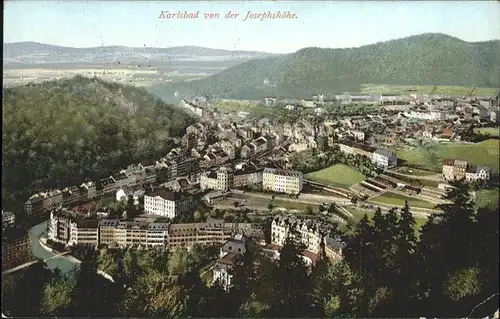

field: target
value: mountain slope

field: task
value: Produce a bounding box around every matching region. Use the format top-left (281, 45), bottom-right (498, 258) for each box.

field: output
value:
top-left (2, 76), bottom-right (194, 206)
top-left (3, 41), bottom-right (276, 65)
top-left (150, 33), bottom-right (500, 101)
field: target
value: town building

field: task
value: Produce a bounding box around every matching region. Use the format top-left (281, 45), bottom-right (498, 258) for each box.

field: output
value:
top-left (203, 191), bottom-right (228, 205)
top-left (24, 189), bottom-right (63, 215)
top-left (68, 219), bottom-right (99, 246)
top-left (372, 148), bottom-right (398, 169)
top-left (324, 235), bottom-right (345, 262)
top-left (200, 171), bottom-right (219, 191)
top-left (180, 100), bottom-right (204, 117)
top-left (271, 215), bottom-right (325, 254)
top-left (262, 168), bottom-right (303, 195)
top-left (212, 234), bottom-right (247, 291)
top-left (168, 219), bottom-right (251, 250)
top-left (2, 225), bottom-right (32, 271)
top-left (233, 168), bottom-right (263, 188)
top-left (61, 186), bottom-right (85, 207)
top-left (146, 222), bottom-right (169, 248)
top-left (99, 219), bottom-right (120, 247)
top-left (48, 209), bottom-right (77, 243)
top-left (217, 167), bottom-right (234, 191)
top-left (442, 159), bottom-right (471, 181)
top-left (81, 182), bottom-right (97, 201)
top-left (2, 211), bottom-right (15, 228)
top-left (144, 190), bottom-right (195, 218)
top-left (338, 141), bottom-right (376, 158)
top-left (465, 165), bottom-right (492, 182)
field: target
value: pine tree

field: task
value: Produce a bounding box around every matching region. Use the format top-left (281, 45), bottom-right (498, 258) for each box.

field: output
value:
top-left (270, 231), bottom-right (313, 318)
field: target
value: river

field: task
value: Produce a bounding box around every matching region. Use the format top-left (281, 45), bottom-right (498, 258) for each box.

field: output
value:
top-left (29, 221), bottom-right (79, 274)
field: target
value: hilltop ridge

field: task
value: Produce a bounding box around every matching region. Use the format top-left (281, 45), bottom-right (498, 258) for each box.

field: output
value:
top-left (149, 33), bottom-right (500, 101)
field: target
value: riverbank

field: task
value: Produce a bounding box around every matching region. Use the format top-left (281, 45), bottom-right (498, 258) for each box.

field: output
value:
top-left (29, 221), bottom-right (77, 273)
top-left (38, 234), bottom-right (114, 282)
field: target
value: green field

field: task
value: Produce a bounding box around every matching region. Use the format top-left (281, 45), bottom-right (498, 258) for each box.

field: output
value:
top-left (393, 166), bottom-right (438, 176)
top-left (369, 192), bottom-right (437, 209)
top-left (474, 127), bottom-right (500, 138)
top-left (305, 164), bottom-right (366, 188)
top-left (395, 139), bottom-right (500, 173)
top-left (361, 84), bottom-right (498, 96)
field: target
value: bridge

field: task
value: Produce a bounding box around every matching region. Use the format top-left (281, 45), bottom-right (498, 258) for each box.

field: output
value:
top-left (2, 251), bottom-right (70, 275)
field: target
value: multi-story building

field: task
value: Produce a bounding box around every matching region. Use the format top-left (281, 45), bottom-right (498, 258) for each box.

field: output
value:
top-left (324, 235), bottom-right (345, 262)
top-left (146, 222), bottom-right (169, 248)
top-left (372, 148), bottom-right (398, 169)
top-left (48, 208), bottom-right (85, 243)
top-left (2, 211), bottom-right (15, 228)
top-left (200, 171), bottom-right (219, 191)
top-left (262, 168), bottom-right (303, 195)
top-left (68, 219), bottom-right (99, 246)
top-left (201, 166), bottom-right (263, 191)
top-left (186, 123), bottom-right (206, 136)
top-left (217, 167), bottom-right (234, 191)
top-left (81, 182), bottom-right (97, 201)
top-left (114, 220), bottom-right (149, 247)
top-left (465, 165), bottom-right (492, 182)
top-left (271, 215), bottom-right (325, 254)
top-left (99, 219), bottom-right (120, 247)
top-left (338, 141), bottom-right (376, 158)
top-left (442, 159), bottom-right (469, 181)
top-left (233, 169), bottom-right (263, 188)
top-left (181, 133), bottom-right (198, 150)
top-left (2, 225), bottom-right (32, 271)
top-left (61, 186), bottom-right (85, 207)
top-left (156, 164), bottom-right (177, 184)
top-left (180, 100), bottom-right (204, 117)
top-left (24, 189), bottom-right (63, 215)
top-left (168, 219), bottom-right (251, 250)
top-left (144, 190), bottom-right (195, 218)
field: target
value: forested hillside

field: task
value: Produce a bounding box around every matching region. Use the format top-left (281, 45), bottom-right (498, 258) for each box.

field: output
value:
top-left (2, 76), bottom-right (194, 207)
top-left (150, 33), bottom-right (500, 101)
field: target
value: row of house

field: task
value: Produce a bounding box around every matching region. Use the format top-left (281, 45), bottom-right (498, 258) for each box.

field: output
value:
top-left (47, 208), bottom-right (252, 250)
top-left (442, 159), bottom-right (492, 182)
top-left (200, 166), bottom-right (263, 192)
top-left (338, 141), bottom-right (398, 169)
top-left (23, 148), bottom-right (198, 216)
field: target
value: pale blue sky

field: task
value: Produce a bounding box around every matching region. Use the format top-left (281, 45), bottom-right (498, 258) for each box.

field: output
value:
top-left (4, 1), bottom-right (500, 53)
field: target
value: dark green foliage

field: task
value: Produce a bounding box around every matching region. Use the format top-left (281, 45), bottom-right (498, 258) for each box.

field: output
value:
top-left (1, 261), bottom-right (53, 316)
top-left (269, 233), bottom-right (314, 317)
top-left (3, 183), bottom-right (498, 318)
top-left (2, 76), bottom-right (194, 208)
top-left (151, 33), bottom-right (500, 101)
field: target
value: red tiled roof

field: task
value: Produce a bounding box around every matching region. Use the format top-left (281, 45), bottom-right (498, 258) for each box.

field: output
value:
top-left (301, 250), bottom-right (318, 266)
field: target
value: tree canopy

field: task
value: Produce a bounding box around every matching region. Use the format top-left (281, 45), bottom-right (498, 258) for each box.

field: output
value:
top-left (2, 76), bottom-right (194, 208)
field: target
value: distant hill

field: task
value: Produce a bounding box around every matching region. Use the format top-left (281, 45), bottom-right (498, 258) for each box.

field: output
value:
top-left (149, 33), bottom-right (500, 101)
top-left (2, 76), bottom-right (194, 207)
top-left (3, 41), bottom-right (276, 66)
